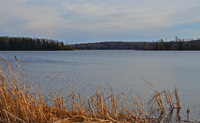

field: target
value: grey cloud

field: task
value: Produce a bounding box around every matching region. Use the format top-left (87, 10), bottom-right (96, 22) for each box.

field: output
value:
top-left (1, 0), bottom-right (200, 42)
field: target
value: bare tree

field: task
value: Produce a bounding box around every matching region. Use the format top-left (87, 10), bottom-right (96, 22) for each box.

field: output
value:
top-left (175, 36), bottom-right (179, 42)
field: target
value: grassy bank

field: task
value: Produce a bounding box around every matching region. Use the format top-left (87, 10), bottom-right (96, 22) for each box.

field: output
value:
top-left (0, 56), bottom-right (194, 122)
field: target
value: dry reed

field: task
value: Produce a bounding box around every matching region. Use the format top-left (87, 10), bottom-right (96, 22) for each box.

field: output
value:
top-left (0, 56), bottom-right (195, 122)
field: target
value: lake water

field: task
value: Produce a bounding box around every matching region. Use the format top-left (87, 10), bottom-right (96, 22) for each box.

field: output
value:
top-left (0, 51), bottom-right (200, 118)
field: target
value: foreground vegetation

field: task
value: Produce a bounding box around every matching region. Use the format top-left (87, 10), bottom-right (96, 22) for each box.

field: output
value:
top-left (0, 56), bottom-right (196, 122)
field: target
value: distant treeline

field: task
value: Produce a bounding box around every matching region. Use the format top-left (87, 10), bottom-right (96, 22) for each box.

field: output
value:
top-left (0, 36), bottom-right (74, 50)
top-left (72, 36), bottom-right (200, 50)
top-left (72, 42), bottom-right (144, 50)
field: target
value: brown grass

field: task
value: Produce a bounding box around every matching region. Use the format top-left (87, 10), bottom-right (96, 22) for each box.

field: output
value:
top-left (0, 56), bottom-right (194, 122)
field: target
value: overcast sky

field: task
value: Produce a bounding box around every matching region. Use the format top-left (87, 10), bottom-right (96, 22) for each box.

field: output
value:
top-left (0, 0), bottom-right (200, 44)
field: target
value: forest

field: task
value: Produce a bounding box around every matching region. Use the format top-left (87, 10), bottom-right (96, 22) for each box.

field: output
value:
top-left (72, 37), bottom-right (200, 50)
top-left (0, 36), bottom-right (74, 50)
top-left (1, 36), bottom-right (200, 51)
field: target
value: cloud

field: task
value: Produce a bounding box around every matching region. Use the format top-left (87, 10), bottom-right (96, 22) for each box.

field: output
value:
top-left (60, 0), bottom-right (200, 33)
top-left (0, 0), bottom-right (200, 43)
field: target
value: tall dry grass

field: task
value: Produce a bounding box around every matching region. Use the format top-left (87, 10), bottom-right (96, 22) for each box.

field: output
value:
top-left (0, 56), bottom-right (193, 122)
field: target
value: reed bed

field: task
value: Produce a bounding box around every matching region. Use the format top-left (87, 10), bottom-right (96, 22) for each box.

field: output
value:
top-left (0, 56), bottom-right (194, 123)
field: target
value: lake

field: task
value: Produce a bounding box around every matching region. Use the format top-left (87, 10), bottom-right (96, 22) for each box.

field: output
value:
top-left (0, 50), bottom-right (200, 118)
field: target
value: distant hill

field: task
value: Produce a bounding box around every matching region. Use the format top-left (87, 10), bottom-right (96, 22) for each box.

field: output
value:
top-left (72, 42), bottom-right (144, 50)
top-left (71, 40), bottom-right (200, 50)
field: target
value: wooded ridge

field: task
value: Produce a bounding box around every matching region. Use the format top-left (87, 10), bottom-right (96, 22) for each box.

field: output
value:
top-left (0, 36), bottom-right (74, 50)
top-left (1, 36), bottom-right (200, 50)
top-left (72, 38), bottom-right (200, 50)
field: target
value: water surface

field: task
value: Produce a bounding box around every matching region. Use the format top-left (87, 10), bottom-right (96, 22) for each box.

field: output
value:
top-left (0, 51), bottom-right (200, 117)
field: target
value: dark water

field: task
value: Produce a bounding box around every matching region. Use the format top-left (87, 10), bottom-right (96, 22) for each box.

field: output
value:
top-left (1, 51), bottom-right (200, 118)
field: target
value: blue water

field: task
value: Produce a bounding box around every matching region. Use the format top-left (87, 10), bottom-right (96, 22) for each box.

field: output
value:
top-left (0, 50), bottom-right (200, 117)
